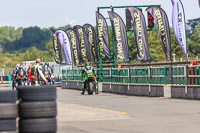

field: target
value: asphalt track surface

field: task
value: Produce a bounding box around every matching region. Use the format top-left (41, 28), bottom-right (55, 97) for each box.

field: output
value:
top-left (1, 86), bottom-right (200, 133)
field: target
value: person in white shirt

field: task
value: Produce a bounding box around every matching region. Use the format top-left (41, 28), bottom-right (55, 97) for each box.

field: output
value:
top-left (31, 59), bottom-right (47, 86)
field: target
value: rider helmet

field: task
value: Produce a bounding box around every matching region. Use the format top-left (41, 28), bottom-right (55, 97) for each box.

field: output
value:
top-left (16, 64), bottom-right (20, 68)
top-left (85, 62), bottom-right (91, 66)
top-left (45, 62), bottom-right (49, 67)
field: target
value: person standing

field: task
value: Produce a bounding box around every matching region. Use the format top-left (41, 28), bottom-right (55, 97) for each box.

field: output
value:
top-left (81, 62), bottom-right (98, 95)
top-left (27, 64), bottom-right (32, 86)
top-left (51, 73), bottom-right (55, 85)
top-left (30, 59), bottom-right (47, 86)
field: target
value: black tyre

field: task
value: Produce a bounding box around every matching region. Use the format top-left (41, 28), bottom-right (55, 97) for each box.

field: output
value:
top-left (12, 81), bottom-right (15, 90)
top-left (15, 82), bottom-right (18, 90)
top-left (0, 119), bottom-right (16, 131)
top-left (19, 118), bottom-right (57, 133)
top-left (0, 131), bottom-right (17, 133)
top-left (0, 90), bottom-right (17, 103)
top-left (20, 80), bottom-right (24, 86)
top-left (19, 101), bottom-right (57, 118)
top-left (0, 103), bottom-right (18, 119)
top-left (13, 81), bottom-right (18, 90)
top-left (18, 86), bottom-right (56, 101)
top-left (88, 82), bottom-right (93, 95)
top-left (0, 131), bottom-right (18, 133)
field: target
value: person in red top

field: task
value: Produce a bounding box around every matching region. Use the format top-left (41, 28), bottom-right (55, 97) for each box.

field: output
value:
top-left (29, 69), bottom-right (32, 84)
top-left (27, 64), bottom-right (32, 86)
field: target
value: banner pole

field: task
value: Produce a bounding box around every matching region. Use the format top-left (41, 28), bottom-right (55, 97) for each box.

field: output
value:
top-left (97, 8), bottom-right (102, 83)
top-left (111, 7), bottom-right (117, 68)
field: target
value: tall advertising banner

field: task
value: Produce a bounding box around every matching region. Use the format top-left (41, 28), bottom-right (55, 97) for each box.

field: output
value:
top-left (199, 0), bottom-right (200, 8)
top-left (127, 7), bottom-right (150, 60)
top-left (50, 29), bottom-right (62, 64)
top-left (73, 25), bottom-right (91, 63)
top-left (83, 24), bottom-right (99, 62)
top-left (56, 30), bottom-right (72, 65)
top-left (96, 11), bottom-right (110, 59)
top-left (66, 29), bottom-right (80, 65)
top-left (108, 11), bottom-right (129, 62)
top-left (146, 6), bottom-right (171, 61)
top-left (171, 0), bottom-right (187, 55)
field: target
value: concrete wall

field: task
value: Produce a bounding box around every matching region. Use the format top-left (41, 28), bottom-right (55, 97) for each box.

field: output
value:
top-left (101, 84), bottom-right (164, 97)
top-left (62, 81), bottom-right (82, 90)
top-left (171, 86), bottom-right (200, 100)
top-left (128, 85), bottom-right (150, 96)
top-left (62, 81), bottom-right (200, 100)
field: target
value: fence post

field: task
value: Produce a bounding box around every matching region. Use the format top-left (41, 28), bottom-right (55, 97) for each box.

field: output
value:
top-left (129, 67), bottom-right (131, 84)
top-left (198, 65), bottom-right (200, 85)
top-left (185, 66), bottom-right (188, 85)
top-left (99, 58), bottom-right (102, 82)
top-left (164, 67), bottom-right (166, 85)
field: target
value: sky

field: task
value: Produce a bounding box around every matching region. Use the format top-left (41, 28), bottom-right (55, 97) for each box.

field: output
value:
top-left (0, 0), bottom-right (199, 28)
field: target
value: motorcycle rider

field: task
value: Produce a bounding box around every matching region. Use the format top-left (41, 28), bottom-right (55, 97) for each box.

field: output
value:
top-left (12, 64), bottom-right (26, 89)
top-left (12, 64), bottom-right (21, 89)
top-left (13, 64), bottom-right (21, 75)
top-left (81, 62), bottom-right (98, 95)
top-left (43, 62), bottom-right (52, 84)
top-left (30, 59), bottom-right (47, 86)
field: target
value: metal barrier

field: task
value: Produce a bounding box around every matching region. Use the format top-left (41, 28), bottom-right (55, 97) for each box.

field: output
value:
top-left (62, 70), bottom-right (67, 81)
top-left (172, 66), bottom-right (187, 85)
top-left (111, 68), bottom-right (129, 84)
top-left (62, 69), bottom-right (82, 81)
top-left (187, 65), bottom-right (200, 85)
top-left (101, 68), bottom-right (112, 83)
top-left (150, 66), bottom-right (166, 84)
top-left (62, 65), bottom-right (200, 86)
top-left (130, 67), bottom-right (149, 84)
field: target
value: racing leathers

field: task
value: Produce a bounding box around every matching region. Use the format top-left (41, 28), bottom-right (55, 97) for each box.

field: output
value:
top-left (43, 65), bottom-right (52, 83)
top-left (81, 65), bottom-right (98, 94)
top-left (31, 64), bottom-right (47, 86)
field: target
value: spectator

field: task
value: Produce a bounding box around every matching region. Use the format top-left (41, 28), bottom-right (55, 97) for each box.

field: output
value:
top-left (51, 73), bottom-right (55, 84)
top-left (30, 59), bottom-right (47, 86)
top-left (27, 64), bottom-right (32, 86)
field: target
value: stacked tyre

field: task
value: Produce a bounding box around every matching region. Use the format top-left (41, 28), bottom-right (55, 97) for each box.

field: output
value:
top-left (0, 90), bottom-right (18, 133)
top-left (18, 86), bottom-right (57, 133)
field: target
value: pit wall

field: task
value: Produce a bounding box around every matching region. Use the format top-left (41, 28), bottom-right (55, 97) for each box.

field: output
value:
top-left (62, 81), bottom-right (200, 100)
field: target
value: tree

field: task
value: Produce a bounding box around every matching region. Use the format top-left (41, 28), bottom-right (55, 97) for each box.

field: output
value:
top-left (188, 24), bottom-right (200, 57)
top-left (0, 26), bottom-right (23, 51)
top-left (14, 26), bottom-right (51, 51)
top-left (186, 18), bottom-right (200, 38)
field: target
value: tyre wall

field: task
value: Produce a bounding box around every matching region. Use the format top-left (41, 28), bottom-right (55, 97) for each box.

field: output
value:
top-left (0, 90), bottom-right (18, 132)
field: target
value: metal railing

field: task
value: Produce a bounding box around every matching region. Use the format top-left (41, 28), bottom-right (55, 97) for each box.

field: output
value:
top-left (62, 65), bottom-right (200, 86)
top-left (187, 65), bottom-right (200, 85)
top-left (130, 67), bottom-right (149, 84)
top-left (62, 69), bottom-right (82, 81)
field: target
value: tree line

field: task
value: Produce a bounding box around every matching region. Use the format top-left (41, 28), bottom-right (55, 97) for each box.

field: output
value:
top-left (0, 20), bottom-right (200, 74)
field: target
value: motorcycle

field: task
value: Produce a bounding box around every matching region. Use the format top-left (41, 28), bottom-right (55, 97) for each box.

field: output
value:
top-left (44, 72), bottom-right (52, 85)
top-left (12, 68), bottom-right (27, 90)
top-left (38, 72), bottom-right (52, 85)
top-left (85, 74), bottom-right (96, 95)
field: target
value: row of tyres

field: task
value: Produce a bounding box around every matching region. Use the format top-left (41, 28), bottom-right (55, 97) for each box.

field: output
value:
top-left (0, 86), bottom-right (57, 133)
top-left (0, 90), bottom-right (18, 132)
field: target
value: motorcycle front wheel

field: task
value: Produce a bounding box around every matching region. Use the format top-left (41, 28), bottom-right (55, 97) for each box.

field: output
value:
top-left (20, 80), bottom-right (25, 86)
top-left (88, 82), bottom-right (93, 95)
